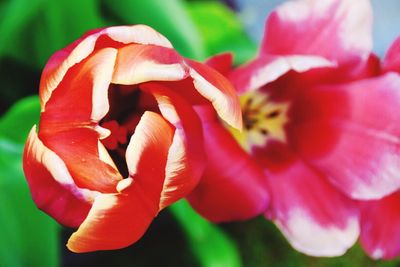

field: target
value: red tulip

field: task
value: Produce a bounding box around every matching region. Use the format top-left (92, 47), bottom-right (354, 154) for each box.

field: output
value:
top-left (189, 0), bottom-right (400, 257)
top-left (23, 25), bottom-right (241, 252)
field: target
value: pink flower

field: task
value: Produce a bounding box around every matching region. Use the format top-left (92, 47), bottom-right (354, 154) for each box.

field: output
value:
top-left (188, 0), bottom-right (400, 257)
top-left (23, 25), bottom-right (241, 252)
top-left (359, 36), bottom-right (400, 260)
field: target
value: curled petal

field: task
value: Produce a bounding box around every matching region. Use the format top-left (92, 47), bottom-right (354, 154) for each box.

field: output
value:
top-left (23, 126), bottom-right (98, 227)
top-left (360, 192), bottom-right (400, 259)
top-left (261, 0), bottom-right (372, 62)
top-left (383, 36), bottom-right (400, 73)
top-left (187, 59), bottom-right (242, 130)
top-left (125, 111), bottom-right (174, 210)
top-left (265, 160), bottom-right (359, 256)
top-left (67, 184), bottom-right (153, 252)
top-left (41, 47), bottom-right (117, 123)
top-left (112, 44), bottom-right (188, 85)
top-left (140, 83), bottom-right (205, 210)
top-left (68, 112), bottom-right (174, 252)
top-left (188, 105), bottom-right (269, 222)
top-left (39, 48), bottom-right (123, 193)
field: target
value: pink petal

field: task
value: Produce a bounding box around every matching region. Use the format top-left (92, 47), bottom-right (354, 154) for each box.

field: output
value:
top-left (360, 191), bottom-right (400, 259)
top-left (383, 36), bottom-right (400, 73)
top-left (205, 53), bottom-right (233, 76)
top-left (299, 74), bottom-right (400, 199)
top-left (261, 0), bottom-right (372, 63)
top-left (265, 160), bottom-right (359, 256)
top-left (188, 105), bottom-right (269, 222)
top-left (140, 83), bottom-right (205, 210)
top-left (229, 54), bottom-right (335, 94)
top-left (23, 127), bottom-right (97, 227)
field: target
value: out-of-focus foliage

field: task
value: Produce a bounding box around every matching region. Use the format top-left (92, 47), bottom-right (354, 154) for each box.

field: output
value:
top-left (0, 96), bottom-right (59, 267)
top-left (103, 0), bottom-right (205, 59)
top-left (171, 200), bottom-right (242, 267)
top-left (186, 1), bottom-right (257, 64)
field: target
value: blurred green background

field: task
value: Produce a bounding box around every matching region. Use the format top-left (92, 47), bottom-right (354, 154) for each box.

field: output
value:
top-left (0, 0), bottom-right (400, 266)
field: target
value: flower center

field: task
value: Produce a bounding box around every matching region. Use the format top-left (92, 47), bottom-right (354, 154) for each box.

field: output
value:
top-left (229, 90), bottom-right (289, 151)
top-left (99, 84), bottom-right (159, 177)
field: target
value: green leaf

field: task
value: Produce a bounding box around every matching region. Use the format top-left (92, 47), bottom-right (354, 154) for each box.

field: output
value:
top-left (103, 0), bottom-right (206, 59)
top-left (0, 96), bottom-right (59, 267)
top-left (2, 0), bottom-right (105, 68)
top-left (0, 95), bottom-right (40, 144)
top-left (170, 200), bottom-right (242, 267)
top-left (0, 0), bottom-right (45, 59)
top-left (186, 1), bottom-right (257, 65)
top-left (33, 0), bottom-right (105, 66)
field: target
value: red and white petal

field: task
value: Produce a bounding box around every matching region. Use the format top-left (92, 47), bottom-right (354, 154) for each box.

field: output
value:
top-left (125, 111), bottom-right (174, 210)
top-left (229, 54), bottom-right (335, 94)
top-left (187, 59), bottom-right (242, 129)
top-left (40, 25), bottom-right (173, 109)
top-left (105, 25), bottom-right (172, 48)
top-left (111, 44), bottom-right (188, 85)
top-left (265, 160), bottom-right (359, 256)
top-left (40, 47), bottom-right (117, 123)
top-left (188, 105), bottom-right (269, 222)
top-left (23, 126), bottom-right (98, 227)
top-left (383, 36), bottom-right (400, 73)
top-left (67, 182), bottom-right (153, 252)
top-left (140, 83), bottom-right (205, 210)
top-left (304, 74), bottom-right (400, 199)
top-left (360, 192), bottom-right (400, 259)
top-left (39, 48), bottom-right (122, 193)
top-left (261, 0), bottom-right (372, 63)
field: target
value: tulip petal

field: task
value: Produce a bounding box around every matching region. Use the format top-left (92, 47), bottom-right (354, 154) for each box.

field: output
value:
top-left (111, 44), bottom-right (188, 85)
top-left (67, 185), bottom-right (153, 252)
top-left (23, 126), bottom-right (98, 227)
top-left (140, 83), bottom-right (205, 210)
top-left (67, 111), bottom-right (174, 252)
top-left (301, 74), bottom-right (400, 199)
top-left (40, 25), bottom-right (173, 108)
top-left (205, 53), bottom-right (233, 76)
top-left (188, 105), bottom-right (269, 222)
top-left (360, 192), bottom-right (400, 259)
top-left (262, 0), bottom-right (372, 62)
top-left (229, 54), bottom-right (335, 94)
top-left (265, 160), bottom-right (359, 256)
top-left (383, 37), bottom-right (400, 73)
top-left (125, 111), bottom-right (174, 210)
top-left (187, 59), bottom-right (242, 129)
top-left (39, 48), bottom-right (123, 193)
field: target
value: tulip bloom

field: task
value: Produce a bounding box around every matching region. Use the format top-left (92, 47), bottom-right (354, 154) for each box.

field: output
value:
top-left (23, 25), bottom-right (241, 252)
top-left (359, 37), bottom-right (400, 260)
top-left (189, 0), bottom-right (400, 257)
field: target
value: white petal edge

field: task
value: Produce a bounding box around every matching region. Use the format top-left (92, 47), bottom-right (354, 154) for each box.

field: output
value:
top-left (275, 209), bottom-right (359, 257)
top-left (247, 55), bottom-right (336, 93)
top-left (26, 126), bottom-right (100, 203)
